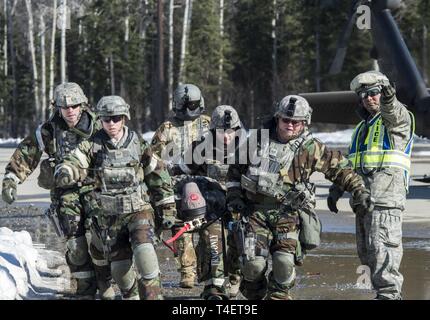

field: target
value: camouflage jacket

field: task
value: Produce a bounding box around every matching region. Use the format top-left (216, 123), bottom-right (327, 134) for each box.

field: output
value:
top-left (4, 109), bottom-right (99, 189)
top-left (352, 97), bottom-right (413, 209)
top-left (175, 132), bottom-right (241, 187)
top-left (227, 125), bottom-right (365, 207)
top-left (151, 114), bottom-right (211, 165)
top-left (61, 126), bottom-right (175, 211)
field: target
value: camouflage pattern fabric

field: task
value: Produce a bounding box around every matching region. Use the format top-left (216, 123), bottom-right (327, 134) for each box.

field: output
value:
top-left (351, 96), bottom-right (412, 300)
top-left (151, 115), bottom-right (210, 286)
top-left (61, 126), bottom-right (174, 300)
top-left (227, 127), bottom-right (366, 299)
top-left (3, 109), bottom-right (100, 297)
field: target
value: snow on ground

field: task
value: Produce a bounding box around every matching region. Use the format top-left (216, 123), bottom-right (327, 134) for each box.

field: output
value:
top-left (0, 227), bottom-right (68, 300)
top-left (0, 132), bottom-right (156, 148)
top-left (141, 131), bottom-right (155, 143)
top-left (1, 130), bottom-right (429, 149)
top-left (312, 129), bottom-right (355, 145)
top-left (0, 138), bottom-right (23, 148)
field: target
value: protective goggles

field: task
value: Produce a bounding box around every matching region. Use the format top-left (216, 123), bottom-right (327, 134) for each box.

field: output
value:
top-left (183, 100), bottom-right (201, 111)
top-left (60, 104), bottom-right (80, 110)
top-left (359, 87), bottom-right (381, 99)
top-left (279, 118), bottom-right (302, 126)
top-left (100, 115), bottom-right (123, 123)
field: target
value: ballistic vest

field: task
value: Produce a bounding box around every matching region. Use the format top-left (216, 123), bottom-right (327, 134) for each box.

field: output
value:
top-left (92, 130), bottom-right (149, 214)
top-left (241, 132), bottom-right (312, 201)
top-left (348, 112), bottom-right (415, 182)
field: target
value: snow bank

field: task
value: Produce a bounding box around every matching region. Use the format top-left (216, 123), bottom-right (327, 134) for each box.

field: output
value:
top-left (0, 138), bottom-right (23, 148)
top-left (0, 227), bottom-right (67, 300)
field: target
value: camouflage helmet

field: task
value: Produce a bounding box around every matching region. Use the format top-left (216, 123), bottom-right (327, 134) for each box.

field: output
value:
top-left (54, 82), bottom-right (88, 107)
top-left (172, 83), bottom-right (205, 120)
top-left (275, 95), bottom-right (313, 125)
top-left (210, 105), bottom-right (241, 130)
top-left (350, 70), bottom-right (390, 93)
top-left (96, 95), bottom-right (130, 120)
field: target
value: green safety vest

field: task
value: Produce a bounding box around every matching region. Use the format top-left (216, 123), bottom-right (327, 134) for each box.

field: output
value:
top-left (348, 111), bottom-right (415, 184)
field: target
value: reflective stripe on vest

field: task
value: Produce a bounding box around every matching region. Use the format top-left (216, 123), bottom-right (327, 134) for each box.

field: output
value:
top-left (348, 111), bottom-right (415, 174)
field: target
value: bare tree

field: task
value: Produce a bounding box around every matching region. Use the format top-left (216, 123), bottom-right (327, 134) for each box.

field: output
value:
top-left (120, 0), bottom-right (129, 102)
top-left (167, 0), bottom-right (174, 110)
top-left (178, 0), bottom-right (190, 84)
top-left (155, 0), bottom-right (165, 120)
top-left (25, 0), bottom-right (41, 122)
top-left (7, 0), bottom-right (18, 136)
top-left (3, 0), bottom-right (7, 77)
top-left (217, 0), bottom-right (224, 105)
top-left (39, 12), bottom-right (47, 121)
top-left (315, 6), bottom-right (321, 92)
top-left (110, 52), bottom-right (115, 94)
top-left (48, 0), bottom-right (57, 105)
top-left (60, 0), bottom-right (67, 83)
top-left (271, 0), bottom-right (279, 100)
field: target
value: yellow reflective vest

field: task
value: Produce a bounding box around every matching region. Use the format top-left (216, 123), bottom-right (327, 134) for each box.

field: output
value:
top-left (348, 111), bottom-right (415, 181)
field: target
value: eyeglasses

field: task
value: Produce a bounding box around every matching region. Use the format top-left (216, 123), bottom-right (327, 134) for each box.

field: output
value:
top-left (100, 115), bottom-right (123, 123)
top-left (360, 88), bottom-right (381, 99)
top-left (280, 118), bottom-right (302, 126)
top-left (60, 104), bottom-right (80, 110)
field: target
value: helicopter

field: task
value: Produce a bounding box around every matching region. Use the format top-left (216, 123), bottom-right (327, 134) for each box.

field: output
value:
top-left (298, 0), bottom-right (430, 182)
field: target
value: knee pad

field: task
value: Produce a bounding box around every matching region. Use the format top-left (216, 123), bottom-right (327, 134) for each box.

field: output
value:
top-left (133, 243), bottom-right (160, 280)
top-left (241, 256), bottom-right (266, 282)
top-left (66, 236), bottom-right (90, 266)
top-left (272, 251), bottom-right (296, 286)
top-left (111, 259), bottom-right (136, 292)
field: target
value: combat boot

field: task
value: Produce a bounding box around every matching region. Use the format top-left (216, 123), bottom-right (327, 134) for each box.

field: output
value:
top-left (94, 265), bottom-right (116, 300)
top-left (201, 285), bottom-right (229, 300)
top-left (179, 272), bottom-right (195, 289)
top-left (266, 272), bottom-right (294, 300)
top-left (239, 277), bottom-right (268, 300)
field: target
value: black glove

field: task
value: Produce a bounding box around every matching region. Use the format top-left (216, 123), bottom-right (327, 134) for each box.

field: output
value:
top-left (2, 178), bottom-right (17, 204)
top-left (351, 188), bottom-right (374, 216)
top-left (381, 82), bottom-right (396, 104)
top-left (227, 197), bottom-right (246, 212)
top-left (327, 184), bottom-right (344, 214)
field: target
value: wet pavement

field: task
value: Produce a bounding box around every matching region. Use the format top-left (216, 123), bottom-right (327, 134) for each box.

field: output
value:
top-left (1, 148), bottom-right (429, 300)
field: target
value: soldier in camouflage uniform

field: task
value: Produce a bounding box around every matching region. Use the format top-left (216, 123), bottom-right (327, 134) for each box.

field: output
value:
top-left (55, 96), bottom-right (176, 300)
top-left (173, 105), bottom-right (244, 299)
top-left (327, 71), bottom-right (415, 300)
top-left (1, 83), bottom-right (112, 299)
top-left (226, 95), bottom-right (374, 300)
top-left (151, 84), bottom-right (210, 288)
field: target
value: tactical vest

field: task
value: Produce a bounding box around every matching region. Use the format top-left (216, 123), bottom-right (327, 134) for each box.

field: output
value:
top-left (241, 132), bottom-right (313, 204)
top-left (172, 116), bottom-right (210, 157)
top-left (348, 111), bottom-right (415, 185)
top-left (36, 112), bottom-right (95, 190)
top-left (92, 131), bottom-right (149, 215)
top-left (205, 159), bottom-right (230, 185)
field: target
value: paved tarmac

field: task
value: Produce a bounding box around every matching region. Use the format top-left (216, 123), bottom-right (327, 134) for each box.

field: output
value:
top-left (0, 148), bottom-right (429, 299)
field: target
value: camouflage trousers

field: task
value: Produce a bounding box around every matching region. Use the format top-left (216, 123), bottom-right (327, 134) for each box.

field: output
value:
top-left (89, 207), bottom-right (163, 300)
top-left (195, 220), bottom-right (229, 299)
top-left (171, 225), bottom-right (197, 280)
top-left (55, 189), bottom-right (97, 297)
top-left (356, 207), bottom-right (403, 299)
top-left (236, 207), bottom-right (299, 300)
